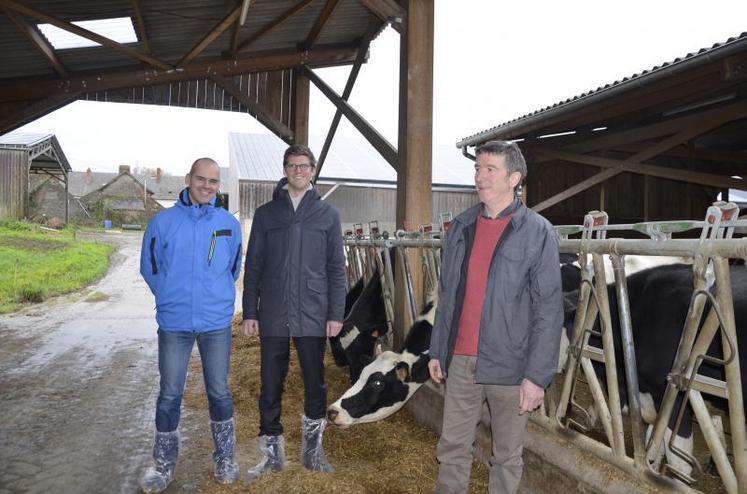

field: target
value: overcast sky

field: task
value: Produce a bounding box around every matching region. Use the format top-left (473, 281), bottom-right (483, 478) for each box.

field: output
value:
top-left (15, 0), bottom-right (747, 176)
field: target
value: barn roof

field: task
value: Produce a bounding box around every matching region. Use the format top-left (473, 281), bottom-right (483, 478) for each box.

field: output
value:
top-left (229, 132), bottom-right (475, 188)
top-left (457, 31), bottom-right (747, 148)
top-left (0, 131), bottom-right (71, 171)
top-left (0, 1), bottom-right (391, 137)
top-left (67, 167), bottom-right (229, 198)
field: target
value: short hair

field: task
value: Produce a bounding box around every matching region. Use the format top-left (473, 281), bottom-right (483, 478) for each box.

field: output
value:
top-left (475, 140), bottom-right (527, 181)
top-left (189, 157), bottom-right (219, 176)
top-left (283, 144), bottom-right (316, 168)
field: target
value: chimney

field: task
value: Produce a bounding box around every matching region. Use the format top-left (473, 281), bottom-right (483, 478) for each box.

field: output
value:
top-left (156, 167), bottom-right (162, 183)
top-left (119, 164), bottom-right (130, 175)
top-left (85, 167), bottom-right (92, 184)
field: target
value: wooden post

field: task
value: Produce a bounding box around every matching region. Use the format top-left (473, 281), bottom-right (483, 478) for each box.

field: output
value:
top-left (394, 0), bottom-right (434, 349)
top-left (293, 69), bottom-right (309, 146)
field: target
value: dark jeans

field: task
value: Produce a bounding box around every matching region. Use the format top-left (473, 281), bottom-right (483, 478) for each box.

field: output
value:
top-left (155, 327), bottom-right (234, 432)
top-left (259, 336), bottom-right (327, 436)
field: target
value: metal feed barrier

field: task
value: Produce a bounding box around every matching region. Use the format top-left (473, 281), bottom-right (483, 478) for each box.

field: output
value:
top-left (343, 203), bottom-right (746, 493)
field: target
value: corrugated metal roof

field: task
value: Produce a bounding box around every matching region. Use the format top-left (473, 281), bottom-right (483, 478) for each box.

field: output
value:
top-left (230, 132), bottom-right (475, 187)
top-left (0, 0), bottom-right (384, 79)
top-left (0, 131), bottom-right (71, 171)
top-left (0, 132), bottom-right (53, 146)
top-left (457, 32), bottom-right (747, 148)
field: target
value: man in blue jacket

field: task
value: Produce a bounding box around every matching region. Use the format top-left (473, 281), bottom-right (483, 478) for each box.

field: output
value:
top-left (139, 158), bottom-right (242, 493)
top-left (242, 144), bottom-right (346, 480)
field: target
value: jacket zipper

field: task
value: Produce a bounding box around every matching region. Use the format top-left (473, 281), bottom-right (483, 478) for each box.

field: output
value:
top-left (208, 231), bottom-right (216, 266)
top-left (149, 237), bottom-right (158, 274)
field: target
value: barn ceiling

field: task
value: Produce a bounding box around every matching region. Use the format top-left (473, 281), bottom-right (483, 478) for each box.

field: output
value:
top-left (0, 0), bottom-right (394, 137)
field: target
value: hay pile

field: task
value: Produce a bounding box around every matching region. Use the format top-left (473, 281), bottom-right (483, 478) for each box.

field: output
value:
top-left (184, 316), bottom-right (488, 493)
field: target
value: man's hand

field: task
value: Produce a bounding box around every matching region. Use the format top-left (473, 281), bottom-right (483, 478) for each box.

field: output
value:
top-left (519, 378), bottom-right (544, 414)
top-left (428, 359), bottom-right (444, 384)
top-left (326, 320), bottom-right (343, 337)
top-left (242, 319), bottom-right (259, 337)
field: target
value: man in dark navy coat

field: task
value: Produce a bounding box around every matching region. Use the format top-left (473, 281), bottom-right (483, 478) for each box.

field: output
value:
top-left (242, 144), bottom-right (346, 480)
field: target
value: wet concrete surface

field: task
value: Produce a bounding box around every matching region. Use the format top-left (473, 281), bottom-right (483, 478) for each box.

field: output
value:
top-left (0, 232), bottom-right (214, 494)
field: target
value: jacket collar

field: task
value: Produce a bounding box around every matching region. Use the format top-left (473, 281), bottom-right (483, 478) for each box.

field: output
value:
top-left (457, 198), bottom-right (527, 229)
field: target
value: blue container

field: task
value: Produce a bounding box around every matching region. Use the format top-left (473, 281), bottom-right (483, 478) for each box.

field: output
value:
top-left (103, 220), bottom-right (112, 229)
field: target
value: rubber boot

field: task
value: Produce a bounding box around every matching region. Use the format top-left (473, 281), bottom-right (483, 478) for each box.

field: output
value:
top-left (140, 430), bottom-right (179, 493)
top-left (210, 418), bottom-right (240, 484)
top-left (246, 434), bottom-right (286, 482)
top-left (300, 415), bottom-right (334, 472)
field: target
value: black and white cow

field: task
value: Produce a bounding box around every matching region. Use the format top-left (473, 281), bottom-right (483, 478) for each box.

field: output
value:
top-left (327, 296), bottom-right (437, 428)
top-left (330, 269), bottom-right (389, 383)
top-left (564, 263), bottom-right (747, 476)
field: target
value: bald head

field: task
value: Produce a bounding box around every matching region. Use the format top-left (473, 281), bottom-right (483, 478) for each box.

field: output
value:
top-left (189, 157), bottom-right (219, 175)
top-left (186, 157), bottom-right (220, 205)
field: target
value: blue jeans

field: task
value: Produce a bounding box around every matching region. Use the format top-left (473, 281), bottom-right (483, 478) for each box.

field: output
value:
top-left (155, 327), bottom-right (234, 432)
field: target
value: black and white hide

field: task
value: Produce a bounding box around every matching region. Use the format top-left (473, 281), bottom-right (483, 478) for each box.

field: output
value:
top-left (326, 297), bottom-right (437, 428)
top-left (563, 263), bottom-right (747, 477)
top-left (330, 269), bottom-right (389, 383)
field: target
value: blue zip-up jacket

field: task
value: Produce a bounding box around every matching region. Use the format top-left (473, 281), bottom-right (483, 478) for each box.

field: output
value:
top-left (140, 188), bottom-right (243, 332)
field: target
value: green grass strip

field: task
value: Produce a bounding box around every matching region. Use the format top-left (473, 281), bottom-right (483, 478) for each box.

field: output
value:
top-left (0, 220), bottom-right (115, 313)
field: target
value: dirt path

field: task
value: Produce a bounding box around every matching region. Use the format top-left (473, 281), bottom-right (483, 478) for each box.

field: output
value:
top-left (0, 232), bottom-right (211, 494)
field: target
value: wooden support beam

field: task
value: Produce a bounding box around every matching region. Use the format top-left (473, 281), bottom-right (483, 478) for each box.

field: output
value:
top-left (360, 0), bottom-right (405, 34)
top-left (530, 100), bottom-right (747, 212)
top-left (315, 16), bottom-right (380, 179)
top-left (236, 0), bottom-right (315, 53)
top-left (302, 0), bottom-right (340, 50)
top-left (130, 0), bottom-right (150, 53)
top-left (533, 148), bottom-right (747, 190)
top-left (292, 70), bottom-right (310, 145)
top-left (178, 4), bottom-right (242, 67)
top-left (3, 7), bottom-right (68, 78)
top-left (209, 74), bottom-right (293, 142)
top-left (302, 65), bottom-right (398, 169)
top-left (394, 0), bottom-right (433, 347)
top-left (0, 94), bottom-right (79, 134)
top-left (0, 0), bottom-right (170, 70)
top-left (0, 44), bottom-right (360, 103)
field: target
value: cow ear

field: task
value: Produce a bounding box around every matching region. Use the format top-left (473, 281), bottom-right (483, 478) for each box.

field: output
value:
top-left (374, 343), bottom-right (383, 356)
top-left (395, 361), bottom-right (410, 382)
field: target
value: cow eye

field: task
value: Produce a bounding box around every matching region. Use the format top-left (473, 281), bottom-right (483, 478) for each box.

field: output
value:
top-left (372, 379), bottom-right (383, 388)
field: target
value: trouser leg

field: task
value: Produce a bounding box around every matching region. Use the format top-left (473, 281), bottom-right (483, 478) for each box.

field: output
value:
top-left (258, 337), bottom-right (290, 436)
top-left (155, 329), bottom-right (195, 432)
top-left (436, 355), bottom-right (484, 494)
top-left (484, 384), bottom-right (528, 494)
top-left (197, 326), bottom-right (234, 422)
top-left (293, 336), bottom-right (328, 420)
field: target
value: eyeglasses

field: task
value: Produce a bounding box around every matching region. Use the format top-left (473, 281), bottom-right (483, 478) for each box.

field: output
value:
top-left (284, 163), bottom-right (313, 171)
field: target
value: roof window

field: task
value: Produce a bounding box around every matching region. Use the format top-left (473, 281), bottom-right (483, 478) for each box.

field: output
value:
top-left (38, 17), bottom-right (138, 50)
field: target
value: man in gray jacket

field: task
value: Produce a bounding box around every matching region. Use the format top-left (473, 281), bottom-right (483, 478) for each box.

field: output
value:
top-left (428, 141), bottom-right (563, 494)
top-left (242, 144), bottom-right (346, 480)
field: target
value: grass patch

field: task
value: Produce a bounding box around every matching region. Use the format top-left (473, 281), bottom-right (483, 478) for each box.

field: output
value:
top-left (0, 221), bottom-right (115, 313)
top-left (84, 291), bottom-right (110, 303)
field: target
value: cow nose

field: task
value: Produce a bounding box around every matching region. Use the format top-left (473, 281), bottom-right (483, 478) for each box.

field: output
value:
top-left (327, 409), bottom-right (338, 422)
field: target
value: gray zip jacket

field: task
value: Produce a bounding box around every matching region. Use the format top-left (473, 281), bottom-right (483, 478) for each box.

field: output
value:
top-left (242, 178), bottom-right (346, 337)
top-left (429, 199), bottom-right (563, 388)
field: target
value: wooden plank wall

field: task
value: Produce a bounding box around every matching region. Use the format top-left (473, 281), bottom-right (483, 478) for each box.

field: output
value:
top-left (0, 150), bottom-right (29, 219)
top-left (83, 69), bottom-right (294, 130)
top-left (527, 160), bottom-right (716, 226)
top-left (239, 180), bottom-right (478, 227)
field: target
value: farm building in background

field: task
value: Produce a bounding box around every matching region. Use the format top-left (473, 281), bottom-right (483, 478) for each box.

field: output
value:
top-left (229, 132), bottom-right (478, 243)
top-left (0, 132), bottom-right (71, 223)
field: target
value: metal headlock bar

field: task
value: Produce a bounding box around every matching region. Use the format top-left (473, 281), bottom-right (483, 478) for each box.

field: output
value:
top-left (343, 203), bottom-right (746, 492)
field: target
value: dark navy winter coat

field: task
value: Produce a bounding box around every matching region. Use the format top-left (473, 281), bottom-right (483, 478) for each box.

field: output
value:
top-left (242, 178), bottom-right (346, 337)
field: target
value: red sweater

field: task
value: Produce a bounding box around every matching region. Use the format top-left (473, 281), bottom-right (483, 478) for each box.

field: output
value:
top-left (454, 214), bottom-right (512, 356)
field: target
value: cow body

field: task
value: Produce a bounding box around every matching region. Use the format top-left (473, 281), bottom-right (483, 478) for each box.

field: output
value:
top-left (330, 270), bottom-right (389, 382)
top-left (327, 298), bottom-right (436, 428)
top-left (564, 263), bottom-right (747, 476)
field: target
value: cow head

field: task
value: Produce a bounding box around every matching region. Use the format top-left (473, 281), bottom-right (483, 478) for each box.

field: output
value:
top-left (327, 350), bottom-right (425, 429)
